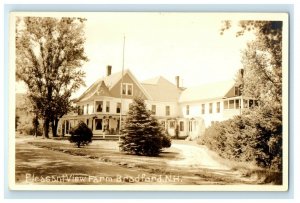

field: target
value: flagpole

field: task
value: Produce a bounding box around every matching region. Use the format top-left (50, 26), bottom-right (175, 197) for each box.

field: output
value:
top-left (119, 35), bottom-right (125, 142)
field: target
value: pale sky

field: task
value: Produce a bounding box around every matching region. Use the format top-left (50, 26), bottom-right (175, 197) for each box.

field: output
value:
top-left (15, 12), bottom-right (255, 98)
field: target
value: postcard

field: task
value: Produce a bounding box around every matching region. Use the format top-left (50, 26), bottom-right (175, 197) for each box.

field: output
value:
top-left (9, 12), bottom-right (289, 191)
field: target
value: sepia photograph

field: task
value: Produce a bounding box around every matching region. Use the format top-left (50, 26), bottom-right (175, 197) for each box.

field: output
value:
top-left (9, 12), bottom-right (288, 191)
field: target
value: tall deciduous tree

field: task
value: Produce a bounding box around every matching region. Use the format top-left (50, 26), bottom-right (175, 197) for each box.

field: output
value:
top-left (219, 21), bottom-right (283, 171)
top-left (16, 17), bottom-right (88, 138)
top-left (221, 21), bottom-right (282, 108)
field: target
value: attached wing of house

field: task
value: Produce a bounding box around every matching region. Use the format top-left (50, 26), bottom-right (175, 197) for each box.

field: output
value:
top-left (141, 76), bottom-right (182, 102)
top-left (179, 80), bottom-right (237, 103)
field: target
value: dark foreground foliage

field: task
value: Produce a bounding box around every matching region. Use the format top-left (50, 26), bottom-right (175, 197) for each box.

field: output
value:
top-left (198, 107), bottom-right (282, 172)
top-left (119, 97), bottom-right (171, 156)
top-left (69, 121), bottom-right (93, 148)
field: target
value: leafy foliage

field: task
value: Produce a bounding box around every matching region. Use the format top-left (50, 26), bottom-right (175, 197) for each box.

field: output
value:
top-left (198, 110), bottom-right (281, 172)
top-left (119, 97), bottom-right (171, 156)
top-left (202, 21), bottom-right (283, 172)
top-left (69, 121), bottom-right (93, 148)
top-left (16, 17), bottom-right (88, 138)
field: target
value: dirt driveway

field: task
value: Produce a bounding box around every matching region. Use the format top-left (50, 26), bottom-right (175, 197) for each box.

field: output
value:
top-left (169, 143), bottom-right (229, 170)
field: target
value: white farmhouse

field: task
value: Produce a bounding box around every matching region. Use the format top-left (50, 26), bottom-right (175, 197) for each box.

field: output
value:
top-left (57, 66), bottom-right (256, 140)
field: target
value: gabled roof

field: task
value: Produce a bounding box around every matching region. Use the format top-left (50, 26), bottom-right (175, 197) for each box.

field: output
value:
top-left (141, 76), bottom-right (182, 102)
top-left (77, 69), bottom-right (151, 102)
top-left (178, 80), bottom-right (236, 103)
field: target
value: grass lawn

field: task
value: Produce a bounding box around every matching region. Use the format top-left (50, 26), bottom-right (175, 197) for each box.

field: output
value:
top-left (14, 136), bottom-right (276, 185)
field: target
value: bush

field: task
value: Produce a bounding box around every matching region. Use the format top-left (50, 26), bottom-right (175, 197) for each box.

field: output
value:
top-left (162, 134), bottom-right (171, 148)
top-left (69, 121), bottom-right (93, 148)
top-left (198, 108), bottom-right (282, 172)
top-left (29, 127), bottom-right (43, 137)
top-left (119, 97), bottom-right (171, 156)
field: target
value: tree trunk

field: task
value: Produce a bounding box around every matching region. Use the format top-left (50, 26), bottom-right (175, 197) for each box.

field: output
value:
top-left (51, 118), bottom-right (59, 137)
top-left (43, 117), bottom-right (50, 138)
top-left (34, 114), bottom-right (39, 137)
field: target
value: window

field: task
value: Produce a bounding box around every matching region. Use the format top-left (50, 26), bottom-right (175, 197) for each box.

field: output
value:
top-left (243, 99), bottom-right (248, 108)
top-left (201, 104), bottom-right (205, 114)
top-left (65, 120), bottom-right (69, 134)
top-left (248, 99), bottom-right (258, 108)
top-left (180, 121), bottom-right (184, 131)
top-left (116, 102), bottom-right (121, 113)
top-left (209, 103), bottom-right (213, 114)
top-left (224, 101), bottom-right (228, 109)
top-left (166, 106), bottom-right (170, 116)
top-left (161, 121), bottom-right (166, 129)
top-left (229, 100), bottom-right (234, 109)
top-left (86, 119), bottom-right (89, 127)
top-left (235, 86), bottom-right (241, 96)
top-left (95, 119), bottom-right (102, 130)
top-left (86, 104), bottom-right (89, 114)
top-left (217, 102), bottom-right (220, 113)
top-left (122, 84), bottom-right (126, 95)
top-left (169, 121), bottom-right (175, 128)
top-left (186, 105), bottom-right (190, 115)
top-left (151, 105), bottom-right (156, 115)
top-left (249, 100), bottom-right (254, 108)
top-left (78, 106), bottom-right (83, 115)
top-left (121, 83), bottom-right (133, 96)
top-left (127, 84), bottom-right (133, 96)
top-left (96, 101), bottom-right (103, 112)
top-left (235, 99), bottom-right (240, 109)
top-left (106, 101), bottom-right (110, 113)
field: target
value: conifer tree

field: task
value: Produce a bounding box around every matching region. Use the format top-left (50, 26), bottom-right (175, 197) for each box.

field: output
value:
top-left (119, 97), bottom-right (171, 156)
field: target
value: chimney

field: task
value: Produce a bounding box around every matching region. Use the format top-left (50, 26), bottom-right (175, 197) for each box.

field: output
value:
top-left (106, 65), bottom-right (112, 76)
top-left (239, 69), bottom-right (244, 78)
top-left (175, 76), bottom-right (180, 88)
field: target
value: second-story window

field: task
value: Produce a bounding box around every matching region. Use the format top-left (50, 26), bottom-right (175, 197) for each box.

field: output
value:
top-left (151, 105), bottom-right (156, 115)
top-left (78, 106), bottom-right (83, 115)
top-left (201, 104), bottom-right (205, 114)
top-left (217, 102), bottom-right (220, 113)
top-left (165, 106), bottom-right (170, 116)
top-left (186, 105), bottom-right (190, 115)
top-left (235, 86), bottom-right (242, 96)
top-left (121, 83), bottom-right (133, 96)
top-left (127, 84), bottom-right (133, 96)
top-left (106, 101), bottom-right (110, 113)
top-left (209, 103), bottom-right (213, 114)
top-left (96, 101), bottom-right (103, 112)
top-left (86, 104), bottom-right (89, 114)
top-left (116, 102), bottom-right (121, 113)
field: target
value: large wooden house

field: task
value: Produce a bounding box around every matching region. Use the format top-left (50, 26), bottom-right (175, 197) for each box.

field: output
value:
top-left (57, 66), bottom-right (256, 140)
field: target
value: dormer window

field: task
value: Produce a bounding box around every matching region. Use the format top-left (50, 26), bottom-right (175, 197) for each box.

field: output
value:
top-left (121, 83), bottom-right (133, 96)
